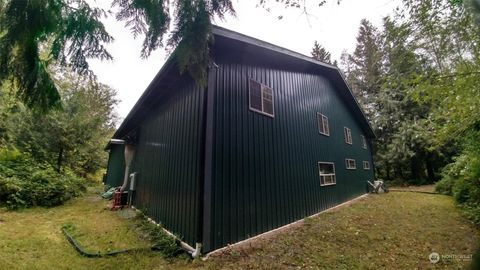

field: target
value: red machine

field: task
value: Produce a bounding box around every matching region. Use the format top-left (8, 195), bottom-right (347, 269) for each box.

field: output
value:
top-left (111, 188), bottom-right (128, 211)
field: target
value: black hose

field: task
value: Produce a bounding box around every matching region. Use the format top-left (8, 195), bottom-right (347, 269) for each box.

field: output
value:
top-left (61, 225), bottom-right (153, 258)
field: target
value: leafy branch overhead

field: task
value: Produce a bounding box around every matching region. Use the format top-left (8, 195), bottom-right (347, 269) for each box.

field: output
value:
top-left (112, 0), bottom-right (234, 84)
top-left (0, 0), bottom-right (235, 111)
top-left (0, 0), bottom-right (113, 111)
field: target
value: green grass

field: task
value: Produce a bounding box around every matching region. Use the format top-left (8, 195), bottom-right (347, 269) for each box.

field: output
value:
top-left (0, 187), bottom-right (478, 269)
top-left (0, 187), bottom-right (192, 270)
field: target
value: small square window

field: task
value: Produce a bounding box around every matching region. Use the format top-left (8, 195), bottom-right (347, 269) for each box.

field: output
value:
top-left (345, 159), bottom-right (356, 170)
top-left (249, 78), bottom-right (274, 117)
top-left (361, 135), bottom-right (367, 149)
top-left (318, 162), bottom-right (336, 186)
top-left (363, 161), bottom-right (370, 170)
top-left (317, 113), bottom-right (330, 136)
top-left (344, 127), bottom-right (352, 145)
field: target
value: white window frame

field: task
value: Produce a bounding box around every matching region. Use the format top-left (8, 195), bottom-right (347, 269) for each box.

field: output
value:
top-left (249, 78), bottom-right (274, 118)
top-left (361, 135), bottom-right (367, 149)
top-left (363, 161), bottom-right (370, 170)
top-left (317, 113), bottom-right (330, 136)
top-left (344, 127), bottom-right (352, 145)
top-left (345, 158), bottom-right (356, 170)
top-left (318, 162), bottom-right (336, 186)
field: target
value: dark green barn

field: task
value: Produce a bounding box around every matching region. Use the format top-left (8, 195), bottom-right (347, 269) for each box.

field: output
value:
top-left (104, 26), bottom-right (375, 255)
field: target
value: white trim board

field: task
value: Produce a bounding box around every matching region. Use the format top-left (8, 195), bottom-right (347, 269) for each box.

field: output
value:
top-left (130, 205), bottom-right (196, 254)
top-left (203, 193), bottom-right (369, 259)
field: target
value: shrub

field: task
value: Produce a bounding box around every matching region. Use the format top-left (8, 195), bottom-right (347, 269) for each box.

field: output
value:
top-left (438, 139), bottom-right (480, 225)
top-left (0, 147), bottom-right (36, 179)
top-left (0, 176), bottom-right (26, 208)
top-left (460, 203), bottom-right (480, 226)
top-left (435, 176), bottom-right (454, 195)
top-left (453, 177), bottom-right (472, 204)
top-left (0, 147), bottom-right (86, 209)
top-left (20, 169), bottom-right (86, 207)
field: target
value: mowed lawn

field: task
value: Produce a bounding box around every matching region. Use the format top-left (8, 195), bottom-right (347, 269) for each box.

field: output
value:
top-left (0, 188), bottom-right (478, 270)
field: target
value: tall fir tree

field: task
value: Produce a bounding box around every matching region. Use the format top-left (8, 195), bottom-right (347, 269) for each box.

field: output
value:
top-left (311, 41), bottom-right (332, 64)
top-left (345, 19), bottom-right (383, 121)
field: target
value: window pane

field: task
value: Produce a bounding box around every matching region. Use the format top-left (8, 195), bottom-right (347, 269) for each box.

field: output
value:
top-left (249, 79), bottom-right (262, 111)
top-left (323, 116), bottom-right (329, 135)
top-left (319, 163), bottom-right (334, 174)
top-left (262, 85), bottom-right (274, 115)
top-left (344, 127), bottom-right (352, 144)
top-left (346, 159), bottom-right (356, 169)
top-left (318, 114), bottom-right (325, 134)
top-left (319, 162), bottom-right (336, 185)
top-left (363, 161), bottom-right (370, 169)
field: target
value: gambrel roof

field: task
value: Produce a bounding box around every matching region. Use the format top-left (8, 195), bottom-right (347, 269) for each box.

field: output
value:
top-left (113, 26), bottom-right (375, 140)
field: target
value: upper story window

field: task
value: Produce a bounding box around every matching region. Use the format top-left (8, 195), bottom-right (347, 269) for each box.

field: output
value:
top-left (318, 162), bottom-right (336, 186)
top-left (249, 78), bottom-right (274, 117)
top-left (363, 161), bottom-right (371, 170)
top-left (361, 135), bottom-right (367, 149)
top-left (317, 113), bottom-right (330, 136)
top-left (344, 127), bottom-right (352, 145)
top-left (345, 158), bottom-right (356, 170)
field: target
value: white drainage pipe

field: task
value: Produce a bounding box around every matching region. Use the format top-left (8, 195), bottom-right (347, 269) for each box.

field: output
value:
top-left (120, 144), bottom-right (135, 192)
top-left (192, 243), bottom-right (202, 258)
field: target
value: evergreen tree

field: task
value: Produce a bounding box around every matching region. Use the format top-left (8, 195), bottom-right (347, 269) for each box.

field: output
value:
top-left (311, 41), bottom-right (332, 64)
top-left (2, 70), bottom-right (118, 176)
top-left (0, 0), bottom-right (235, 112)
top-left (344, 19), bottom-right (382, 122)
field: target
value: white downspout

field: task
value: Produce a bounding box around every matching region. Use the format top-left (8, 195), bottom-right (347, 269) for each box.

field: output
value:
top-left (120, 144), bottom-right (135, 192)
top-left (192, 243), bottom-right (202, 258)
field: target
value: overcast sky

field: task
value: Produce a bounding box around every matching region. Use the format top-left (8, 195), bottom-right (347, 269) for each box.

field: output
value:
top-left (88, 0), bottom-right (402, 122)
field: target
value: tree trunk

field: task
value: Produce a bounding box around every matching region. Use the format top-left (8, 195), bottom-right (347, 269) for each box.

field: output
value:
top-left (426, 154), bottom-right (435, 183)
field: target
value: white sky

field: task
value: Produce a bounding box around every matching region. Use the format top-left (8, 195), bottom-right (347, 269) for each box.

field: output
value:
top-left (88, 0), bottom-right (402, 122)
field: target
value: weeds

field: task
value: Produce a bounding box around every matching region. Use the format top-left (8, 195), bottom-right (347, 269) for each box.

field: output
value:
top-left (133, 211), bottom-right (184, 259)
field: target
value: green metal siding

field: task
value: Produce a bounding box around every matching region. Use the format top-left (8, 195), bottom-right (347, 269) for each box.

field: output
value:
top-left (131, 76), bottom-right (205, 248)
top-left (206, 61), bottom-right (375, 251)
top-left (105, 144), bottom-right (125, 187)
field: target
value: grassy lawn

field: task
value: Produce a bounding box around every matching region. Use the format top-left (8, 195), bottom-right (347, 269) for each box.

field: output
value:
top-left (0, 187), bottom-right (478, 269)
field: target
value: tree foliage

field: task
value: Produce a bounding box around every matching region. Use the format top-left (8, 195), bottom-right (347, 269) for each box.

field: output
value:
top-left (1, 70), bottom-right (118, 177)
top-left (0, 0), bottom-right (235, 111)
top-left (0, 0), bottom-right (113, 111)
top-left (336, 0), bottom-right (480, 224)
top-left (311, 41), bottom-right (332, 64)
top-left (339, 0), bottom-right (479, 184)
